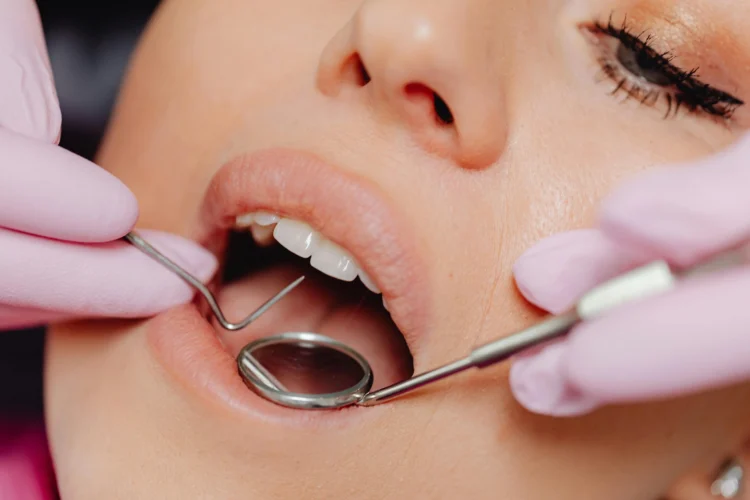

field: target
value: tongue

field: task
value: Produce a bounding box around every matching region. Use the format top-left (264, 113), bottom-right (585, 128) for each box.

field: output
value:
top-left (212, 263), bottom-right (412, 390)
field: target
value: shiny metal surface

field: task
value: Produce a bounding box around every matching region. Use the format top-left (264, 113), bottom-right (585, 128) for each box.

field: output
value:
top-left (127, 229), bottom-right (750, 411)
top-left (360, 311), bottom-right (579, 406)
top-left (358, 358), bottom-right (472, 406)
top-left (469, 312), bottom-right (579, 367)
top-left (124, 231), bottom-right (305, 331)
top-left (238, 333), bottom-right (373, 410)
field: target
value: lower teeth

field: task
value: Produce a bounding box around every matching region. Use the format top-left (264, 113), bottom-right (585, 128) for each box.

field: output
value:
top-left (250, 224), bottom-right (275, 247)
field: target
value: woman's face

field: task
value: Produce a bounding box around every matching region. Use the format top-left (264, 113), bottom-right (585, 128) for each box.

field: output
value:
top-left (46, 0), bottom-right (750, 498)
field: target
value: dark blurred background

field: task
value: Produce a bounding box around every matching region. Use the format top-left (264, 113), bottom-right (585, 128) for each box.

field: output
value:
top-left (1, 0), bottom-right (159, 414)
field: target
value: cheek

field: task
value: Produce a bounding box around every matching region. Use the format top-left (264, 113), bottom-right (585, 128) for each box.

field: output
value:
top-left (434, 97), bottom-right (732, 348)
top-left (96, 0), bottom-right (354, 237)
top-left (488, 93), bottom-right (729, 248)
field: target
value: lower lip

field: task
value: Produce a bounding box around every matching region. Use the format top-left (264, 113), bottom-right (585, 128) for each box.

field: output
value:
top-left (146, 304), bottom-right (382, 427)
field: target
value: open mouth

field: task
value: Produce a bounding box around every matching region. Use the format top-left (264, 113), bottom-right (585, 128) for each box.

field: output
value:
top-left (217, 211), bottom-right (413, 392)
top-left (157, 148), bottom-right (433, 414)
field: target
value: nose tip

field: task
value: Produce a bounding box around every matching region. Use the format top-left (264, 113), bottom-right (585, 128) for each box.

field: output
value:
top-left (316, 2), bottom-right (507, 169)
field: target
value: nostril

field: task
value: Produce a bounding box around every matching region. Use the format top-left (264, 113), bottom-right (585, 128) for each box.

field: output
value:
top-left (341, 53), bottom-right (371, 87)
top-left (404, 83), bottom-right (455, 126)
top-left (358, 58), bottom-right (372, 86)
top-left (432, 93), bottom-right (454, 125)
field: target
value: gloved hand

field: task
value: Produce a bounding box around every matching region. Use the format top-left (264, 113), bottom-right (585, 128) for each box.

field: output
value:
top-left (0, 0), bottom-right (217, 330)
top-left (509, 132), bottom-right (750, 417)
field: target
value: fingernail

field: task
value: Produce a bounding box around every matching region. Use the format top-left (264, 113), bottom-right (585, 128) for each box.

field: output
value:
top-left (138, 230), bottom-right (218, 283)
top-left (510, 343), bottom-right (600, 417)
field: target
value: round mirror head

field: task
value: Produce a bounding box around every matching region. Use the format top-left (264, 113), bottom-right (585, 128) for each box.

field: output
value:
top-left (237, 332), bottom-right (373, 410)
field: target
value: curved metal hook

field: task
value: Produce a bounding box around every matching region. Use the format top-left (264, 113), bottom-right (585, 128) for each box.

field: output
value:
top-left (123, 232), bottom-right (305, 331)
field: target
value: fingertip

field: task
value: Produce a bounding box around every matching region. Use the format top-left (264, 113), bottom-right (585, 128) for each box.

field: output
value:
top-left (86, 175), bottom-right (140, 241)
top-left (102, 230), bottom-right (218, 316)
top-left (127, 282), bottom-right (196, 316)
top-left (512, 231), bottom-right (589, 313)
top-left (50, 151), bottom-right (141, 242)
top-left (509, 343), bottom-right (601, 417)
top-left (136, 230), bottom-right (219, 284)
top-left (0, 131), bottom-right (139, 242)
top-left (513, 229), bottom-right (636, 314)
top-left (0, 229), bottom-right (217, 319)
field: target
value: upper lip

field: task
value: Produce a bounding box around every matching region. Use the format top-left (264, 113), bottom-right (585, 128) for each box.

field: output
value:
top-left (193, 148), bottom-right (431, 357)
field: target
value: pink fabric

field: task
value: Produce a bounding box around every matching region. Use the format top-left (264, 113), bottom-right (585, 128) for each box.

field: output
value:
top-left (0, 416), bottom-right (56, 499)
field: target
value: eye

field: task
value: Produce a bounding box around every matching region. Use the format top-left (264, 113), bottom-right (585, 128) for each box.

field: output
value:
top-left (615, 42), bottom-right (671, 87)
top-left (583, 15), bottom-right (744, 121)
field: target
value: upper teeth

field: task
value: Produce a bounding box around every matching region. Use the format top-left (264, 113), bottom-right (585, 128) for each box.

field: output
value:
top-left (234, 212), bottom-right (381, 294)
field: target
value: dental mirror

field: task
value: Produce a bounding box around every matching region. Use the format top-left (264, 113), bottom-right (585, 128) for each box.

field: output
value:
top-left (238, 332), bottom-right (374, 410)
top-left (128, 226), bottom-right (750, 412)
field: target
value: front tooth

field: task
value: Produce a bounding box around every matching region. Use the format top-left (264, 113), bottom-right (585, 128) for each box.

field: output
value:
top-left (235, 213), bottom-right (255, 228)
top-left (250, 224), bottom-right (275, 247)
top-left (358, 270), bottom-right (381, 294)
top-left (253, 212), bottom-right (280, 226)
top-left (382, 297), bottom-right (390, 312)
top-left (273, 218), bottom-right (320, 258)
top-left (310, 240), bottom-right (358, 281)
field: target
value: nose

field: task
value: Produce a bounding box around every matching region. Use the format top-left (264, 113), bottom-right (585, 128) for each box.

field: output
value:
top-left (316, 0), bottom-right (508, 169)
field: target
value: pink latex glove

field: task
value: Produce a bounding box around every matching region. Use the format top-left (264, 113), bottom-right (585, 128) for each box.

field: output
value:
top-left (510, 132), bottom-right (750, 417)
top-left (0, 0), bottom-right (218, 330)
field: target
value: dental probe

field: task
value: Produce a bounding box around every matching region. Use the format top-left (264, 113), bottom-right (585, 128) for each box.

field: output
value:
top-left (124, 231), bottom-right (302, 391)
top-left (354, 242), bottom-right (750, 406)
top-left (124, 232), bottom-right (305, 331)
top-left (125, 228), bottom-right (750, 411)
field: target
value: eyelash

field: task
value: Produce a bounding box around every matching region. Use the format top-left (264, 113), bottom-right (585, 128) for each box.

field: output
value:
top-left (586, 14), bottom-right (744, 121)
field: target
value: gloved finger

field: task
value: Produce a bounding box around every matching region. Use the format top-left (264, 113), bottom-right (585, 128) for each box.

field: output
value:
top-left (0, 0), bottom-right (61, 143)
top-left (0, 304), bottom-right (68, 330)
top-left (510, 229), bottom-right (647, 416)
top-left (600, 132), bottom-right (750, 268)
top-left (565, 267), bottom-right (750, 404)
top-left (0, 228), bottom-right (218, 318)
top-left (512, 267), bottom-right (750, 416)
top-left (512, 229), bottom-right (648, 314)
top-left (0, 128), bottom-right (138, 242)
top-left (509, 342), bottom-right (601, 417)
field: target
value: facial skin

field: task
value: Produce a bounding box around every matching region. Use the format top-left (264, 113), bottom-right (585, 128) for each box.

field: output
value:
top-left (46, 0), bottom-right (750, 498)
